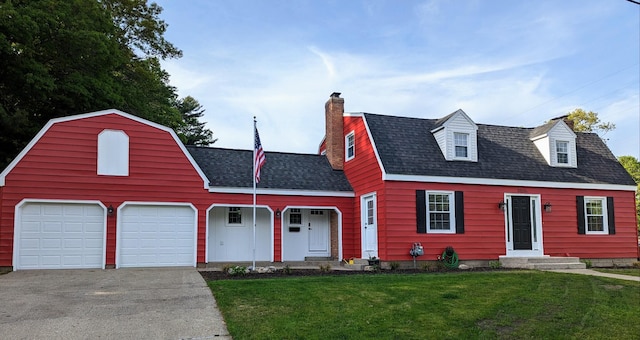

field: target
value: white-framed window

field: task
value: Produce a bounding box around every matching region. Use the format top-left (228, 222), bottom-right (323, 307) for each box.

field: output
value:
top-left (289, 208), bottom-right (302, 225)
top-left (584, 197), bottom-right (608, 234)
top-left (556, 141), bottom-right (569, 164)
top-left (227, 207), bottom-right (243, 226)
top-left (454, 132), bottom-right (468, 158)
top-left (427, 192), bottom-right (455, 233)
top-left (345, 131), bottom-right (355, 161)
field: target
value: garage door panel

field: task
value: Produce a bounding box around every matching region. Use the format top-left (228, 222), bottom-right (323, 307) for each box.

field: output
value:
top-left (119, 205), bottom-right (196, 268)
top-left (16, 202), bottom-right (105, 270)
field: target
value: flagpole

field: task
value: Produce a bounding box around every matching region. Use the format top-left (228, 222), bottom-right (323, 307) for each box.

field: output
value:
top-left (252, 117), bottom-right (257, 271)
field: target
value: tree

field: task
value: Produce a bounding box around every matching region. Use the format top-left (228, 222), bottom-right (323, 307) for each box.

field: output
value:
top-left (175, 96), bottom-right (216, 146)
top-left (618, 156), bottom-right (640, 232)
top-left (0, 0), bottom-right (212, 169)
top-left (566, 108), bottom-right (615, 140)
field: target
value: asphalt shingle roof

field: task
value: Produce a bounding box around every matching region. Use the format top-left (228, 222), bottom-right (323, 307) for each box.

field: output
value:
top-left (363, 113), bottom-right (635, 186)
top-left (186, 146), bottom-right (353, 191)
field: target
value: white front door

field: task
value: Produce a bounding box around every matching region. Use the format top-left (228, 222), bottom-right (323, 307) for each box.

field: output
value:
top-left (308, 210), bottom-right (329, 254)
top-left (504, 194), bottom-right (544, 257)
top-left (361, 194), bottom-right (378, 258)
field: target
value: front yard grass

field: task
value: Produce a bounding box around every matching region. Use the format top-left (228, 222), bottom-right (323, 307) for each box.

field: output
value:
top-left (207, 271), bottom-right (640, 339)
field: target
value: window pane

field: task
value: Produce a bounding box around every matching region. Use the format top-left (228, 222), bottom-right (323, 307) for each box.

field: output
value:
top-left (367, 200), bottom-right (374, 225)
top-left (427, 193), bottom-right (452, 231)
top-left (556, 141), bottom-right (569, 164)
top-left (587, 216), bottom-right (604, 231)
top-left (585, 199), bottom-right (605, 232)
top-left (228, 207), bottom-right (242, 224)
top-left (346, 133), bottom-right (355, 159)
top-left (557, 153), bottom-right (568, 164)
top-left (454, 133), bottom-right (468, 158)
top-left (289, 212), bottom-right (302, 225)
top-left (429, 212), bottom-right (450, 230)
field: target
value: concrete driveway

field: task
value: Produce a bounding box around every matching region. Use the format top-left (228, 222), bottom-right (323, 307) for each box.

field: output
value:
top-left (0, 268), bottom-right (231, 339)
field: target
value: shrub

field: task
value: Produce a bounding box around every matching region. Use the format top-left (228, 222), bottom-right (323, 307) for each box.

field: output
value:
top-left (389, 261), bottom-right (400, 270)
top-left (319, 264), bottom-right (331, 272)
top-left (229, 265), bottom-right (248, 276)
top-left (581, 259), bottom-right (593, 268)
top-left (489, 260), bottom-right (502, 269)
top-left (282, 265), bottom-right (292, 275)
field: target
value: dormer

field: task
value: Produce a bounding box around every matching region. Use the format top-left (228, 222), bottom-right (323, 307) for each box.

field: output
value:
top-left (431, 109), bottom-right (478, 162)
top-left (530, 119), bottom-right (577, 168)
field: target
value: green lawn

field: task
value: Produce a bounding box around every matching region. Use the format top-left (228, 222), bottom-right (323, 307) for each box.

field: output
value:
top-left (207, 271), bottom-right (640, 339)
top-left (593, 268), bottom-right (640, 277)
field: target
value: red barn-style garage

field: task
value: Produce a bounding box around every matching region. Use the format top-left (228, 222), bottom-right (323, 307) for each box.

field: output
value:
top-left (0, 109), bottom-right (354, 270)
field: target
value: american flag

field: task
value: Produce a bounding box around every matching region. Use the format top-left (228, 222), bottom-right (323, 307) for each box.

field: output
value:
top-left (254, 127), bottom-right (266, 183)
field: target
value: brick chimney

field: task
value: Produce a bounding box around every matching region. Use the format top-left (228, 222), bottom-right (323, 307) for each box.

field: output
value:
top-left (325, 92), bottom-right (344, 170)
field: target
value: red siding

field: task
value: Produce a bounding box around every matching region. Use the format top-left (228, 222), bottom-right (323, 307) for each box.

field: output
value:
top-left (0, 113), bottom-right (354, 267)
top-left (342, 115), bottom-right (385, 258)
top-left (380, 181), bottom-right (638, 261)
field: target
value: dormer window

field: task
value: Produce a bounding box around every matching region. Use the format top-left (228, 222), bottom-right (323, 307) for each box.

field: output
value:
top-left (454, 133), bottom-right (468, 158)
top-left (431, 110), bottom-right (478, 162)
top-left (556, 141), bottom-right (569, 164)
top-left (530, 119), bottom-right (577, 168)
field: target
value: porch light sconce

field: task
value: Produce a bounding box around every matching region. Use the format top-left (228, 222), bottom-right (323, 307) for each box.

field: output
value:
top-left (107, 205), bottom-right (115, 216)
top-left (275, 208), bottom-right (281, 218)
top-left (498, 200), bottom-right (506, 212)
top-left (544, 202), bottom-right (552, 213)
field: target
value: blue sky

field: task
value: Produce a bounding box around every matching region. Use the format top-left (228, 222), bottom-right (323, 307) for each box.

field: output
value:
top-left (156, 0), bottom-right (639, 158)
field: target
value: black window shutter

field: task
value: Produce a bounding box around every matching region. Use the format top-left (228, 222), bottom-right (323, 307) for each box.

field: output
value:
top-left (455, 191), bottom-right (464, 234)
top-left (416, 190), bottom-right (426, 233)
top-left (607, 197), bottom-right (615, 235)
top-left (576, 196), bottom-right (585, 234)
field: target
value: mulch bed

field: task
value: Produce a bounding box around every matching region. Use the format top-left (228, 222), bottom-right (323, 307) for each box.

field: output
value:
top-left (200, 267), bottom-right (506, 281)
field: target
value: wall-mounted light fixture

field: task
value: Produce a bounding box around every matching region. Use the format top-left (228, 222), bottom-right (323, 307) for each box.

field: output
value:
top-left (275, 208), bottom-right (281, 218)
top-left (498, 200), bottom-right (506, 212)
top-left (107, 205), bottom-right (115, 216)
top-left (543, 202), bottom-right (552, 213)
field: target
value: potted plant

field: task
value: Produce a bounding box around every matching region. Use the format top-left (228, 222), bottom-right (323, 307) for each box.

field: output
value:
top-left (367, 255), bottom-right (380, 266)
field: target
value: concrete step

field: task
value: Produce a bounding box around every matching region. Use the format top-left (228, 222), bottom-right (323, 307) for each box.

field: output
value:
top-left (531, 262), bottom-right (587, 270)
top-left (499, 256), bottom-right (586, 270)
top-left (527, 257), bottom-right (581, 264)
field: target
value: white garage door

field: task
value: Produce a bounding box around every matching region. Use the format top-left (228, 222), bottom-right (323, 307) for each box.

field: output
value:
top-left (118, 205), bottom-right (196, 268)
top-left (16, 202), bottom-right (105, 270)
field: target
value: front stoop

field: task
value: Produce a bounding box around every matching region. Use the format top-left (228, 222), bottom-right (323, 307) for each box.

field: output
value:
top-left (499, 256), bottom-right (587, 270)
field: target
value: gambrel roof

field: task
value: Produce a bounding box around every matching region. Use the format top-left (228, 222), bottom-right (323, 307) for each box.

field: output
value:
top-left (363, 112), bottom-right (635, 186)
top-left (187, 146), bottom-right (353, 192)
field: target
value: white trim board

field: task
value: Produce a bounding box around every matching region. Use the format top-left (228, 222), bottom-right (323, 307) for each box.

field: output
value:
top-left (209, 187), bottom-right (355, 197)
top-left (383, 174), bottom-right (636, 192)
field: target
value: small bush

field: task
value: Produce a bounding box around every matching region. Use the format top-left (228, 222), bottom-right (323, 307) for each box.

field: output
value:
top-left (319, 264), bottom-right (331, 272)
top-left (581, 259), bottom-right (593, 268)
top-left (632, 261), bottom-right (640, 268)
top-left (489, 260), bottom-right (502, 269)
top-left (222, 264), bottom-right (233, 275)
top-left (229, 265), bottom-right (248, 276)
top-left (389, 261), bottom-right (400, 270)
top-left (282, 265), bottom-right (292, 275)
